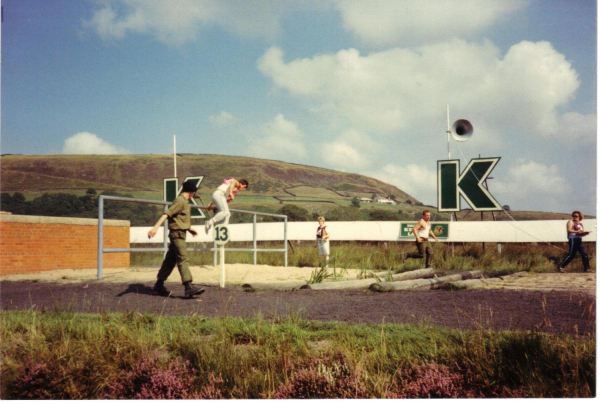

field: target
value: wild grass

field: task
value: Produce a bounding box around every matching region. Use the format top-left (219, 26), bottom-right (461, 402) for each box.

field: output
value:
top-left (1, 310), bottom-right (594, 398)
top-left (130, 241), bottom-right (595, 274)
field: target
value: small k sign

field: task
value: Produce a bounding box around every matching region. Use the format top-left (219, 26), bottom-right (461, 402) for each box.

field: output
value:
top-left (163, 176), bottom-right (206, 219)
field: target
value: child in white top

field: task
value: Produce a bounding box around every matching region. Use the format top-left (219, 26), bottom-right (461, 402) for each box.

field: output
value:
top-left (316, 216), bottom-right (330, 267)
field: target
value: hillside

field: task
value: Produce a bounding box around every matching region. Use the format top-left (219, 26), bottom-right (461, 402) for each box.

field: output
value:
top-left (0, 154), bottom-right (582, 221)
top-left (0, 153), bottom-right (417, 203)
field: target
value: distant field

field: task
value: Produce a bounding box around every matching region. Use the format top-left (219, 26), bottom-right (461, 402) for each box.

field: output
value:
top-left (283, 186), bottom-right (347, 199)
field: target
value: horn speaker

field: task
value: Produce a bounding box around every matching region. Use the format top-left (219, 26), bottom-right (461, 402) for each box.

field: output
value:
top-left (450, 119), bottom-right (473, 142)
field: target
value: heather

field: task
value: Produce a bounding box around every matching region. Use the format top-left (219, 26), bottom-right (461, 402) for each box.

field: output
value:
top-left (1, 310), bottom-right (594, 399)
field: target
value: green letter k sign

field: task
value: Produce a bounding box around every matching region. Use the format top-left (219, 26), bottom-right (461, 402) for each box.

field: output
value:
top-left (437, 158), bottom-right (502, 212)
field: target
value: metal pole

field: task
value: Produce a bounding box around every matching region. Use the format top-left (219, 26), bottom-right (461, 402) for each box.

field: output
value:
top-left (173, 135), bottom-right (177, 177)
top-left (253, 214), bottom-right (257, 265)
top-left (284, 217), bottom-right (288, 267)
top-left (447, 104), bottom-right (455, 256)
top-left (220, 244), bottom-right (225, 288)
top-left (213, 238), bottom-right (217, 266)
top-left (446, 104), bottom-right (451, 160)
top-left (97, 196), bottom-right (104, 279)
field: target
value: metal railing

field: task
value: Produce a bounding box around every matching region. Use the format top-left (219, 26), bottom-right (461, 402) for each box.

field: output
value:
top-left (97, 195), bottom-right (288, 279)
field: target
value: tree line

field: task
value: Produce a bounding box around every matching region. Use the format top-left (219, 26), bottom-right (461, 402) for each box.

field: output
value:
top-left (0, 190), bottom-right (159, 226)
top-left (1, 191), bottom-right (427, 226)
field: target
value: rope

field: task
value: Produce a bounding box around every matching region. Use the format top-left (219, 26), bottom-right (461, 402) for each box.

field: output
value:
top-left (454, 143), bottom-right (569, 253)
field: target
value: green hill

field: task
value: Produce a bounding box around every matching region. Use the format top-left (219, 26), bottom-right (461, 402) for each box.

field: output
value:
top-left (1, 154), bottom-right (428, 220)
top-left (0, 154), bottom-right (580, 221)
top-left (0, 154), bottom-right (415, 199)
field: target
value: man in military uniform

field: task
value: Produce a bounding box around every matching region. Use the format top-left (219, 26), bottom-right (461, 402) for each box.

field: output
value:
top-left (148, 180), bottom-right (204, 297)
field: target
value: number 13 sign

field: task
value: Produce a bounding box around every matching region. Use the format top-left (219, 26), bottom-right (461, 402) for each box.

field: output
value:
top-left (213, 225), bottom-right (230, 245)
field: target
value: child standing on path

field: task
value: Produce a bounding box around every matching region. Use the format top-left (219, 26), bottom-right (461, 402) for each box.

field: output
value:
top-left (148, 180), bottom-right (205, 297)
top-left (205, 178), bottom-right (248, 234)
top-left (316, 216), bottom-right (330, 267)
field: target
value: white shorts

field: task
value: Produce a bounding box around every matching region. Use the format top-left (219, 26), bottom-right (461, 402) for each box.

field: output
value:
top-left (318, 240), bottom-right (330, 256)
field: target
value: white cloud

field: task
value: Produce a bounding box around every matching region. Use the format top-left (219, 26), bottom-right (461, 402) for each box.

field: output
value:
top-left (208, 111), bottom-right (236, 127)
top-left (83, 0), bottom-right (290, 46)
top-left (368, 164), bottom-right (438, 204)
top-left (494, 160), bottom-right (570, 211)
top-left (319, 129), bottom-right (381, 171)
top-left (555, 112), bottom-right (597, 143)
top-left (335, 0), bottom-right (526, 46)
top-left (258, 40), bottom-right (581, 141)
top-left (62, 132), bottom-right (130, 154)
top-left (247, 114), bottom-right (306, 161)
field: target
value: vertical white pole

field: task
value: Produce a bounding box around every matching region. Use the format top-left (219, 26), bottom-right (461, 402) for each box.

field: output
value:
top-left (220, 244), bottom-right (225, 288)
top-left (446, 104), bottom-right (451, 160)
top-left (174, 135), bottom-right (177, 178)
top-left (447, 105), bottom-right (455, 256)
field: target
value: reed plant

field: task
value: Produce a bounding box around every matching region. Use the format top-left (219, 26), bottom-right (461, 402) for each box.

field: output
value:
top-left (1, 309), bottom-right (594, 398)
top-left (130, 241), bottom-right (595, 274)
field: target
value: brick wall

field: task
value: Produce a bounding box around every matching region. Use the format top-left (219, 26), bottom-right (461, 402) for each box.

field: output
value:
top-left (0, 215), bottom-right (130, 276)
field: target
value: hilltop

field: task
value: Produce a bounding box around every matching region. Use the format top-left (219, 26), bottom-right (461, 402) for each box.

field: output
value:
top-left (1, 154), bottom-right (429, 219)
top-left (0, 154), bottom-right (414, 199)
top-left (0, 154), bottom-right (578, 221)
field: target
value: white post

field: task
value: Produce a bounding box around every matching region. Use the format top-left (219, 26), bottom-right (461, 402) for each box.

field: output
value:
top-left (173, 135), bottom-right (177, 177)
top-left (220, 244), bottom-right (225, 288)
top-left (447, 105), bottom-right (455, 255)
top-left (446, 104), bottom-right (451, 160)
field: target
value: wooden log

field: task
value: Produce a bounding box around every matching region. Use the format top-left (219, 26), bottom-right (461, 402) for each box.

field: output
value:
top-left (450, 277), bottom-right (503, 288)
top-left (371, 268), bottom-right (435, 280)
top-left (450, 271), bottom-right (528, 289)
top-left (301, 278), bottom-right (378, 290)
top-left (242, 280), bottom-right (307, 290)
top-left (301, 268), bottom-right (435, 290)
top-left (499, 271), bottom-right (528, 280)
top-left (370, 270), bottom-right (483, 292)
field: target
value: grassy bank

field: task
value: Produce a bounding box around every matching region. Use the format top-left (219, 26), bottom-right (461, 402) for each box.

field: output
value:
top-left (131, 241), bottom-right (595, 274)
top-left (1, 310), bottom-right (594, 399)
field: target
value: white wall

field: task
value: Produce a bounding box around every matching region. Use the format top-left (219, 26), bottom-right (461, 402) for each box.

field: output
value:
top-left (131, 219), bottom-right (596, 243)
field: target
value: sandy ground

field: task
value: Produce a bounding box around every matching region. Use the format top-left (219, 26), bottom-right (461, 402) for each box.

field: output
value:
top-left (0, 264), bottom-right (596, 296)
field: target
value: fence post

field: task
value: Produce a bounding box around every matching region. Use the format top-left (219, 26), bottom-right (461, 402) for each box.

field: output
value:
top-left (284, 217), bottom-right (288, 267)
top-left (97, 196), bottom-right (104, 279)
top-left (213, 239), bottom-right (217, 266)
top-left (253, 214), bottom-right (257, 265)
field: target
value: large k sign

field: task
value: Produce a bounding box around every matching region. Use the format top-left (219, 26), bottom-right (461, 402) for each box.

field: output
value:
top-left (437, 158), bottom-right (502, 212)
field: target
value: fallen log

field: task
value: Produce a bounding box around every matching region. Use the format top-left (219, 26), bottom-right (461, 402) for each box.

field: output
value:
top-left (301, 268), bottom-right (435, 290)
top-left (242, 280), bottom-right (307, 290)
top-left (449, 277), bottom-right (503, 288)
top-left (499, 271), bottom-right (528, 280)
top-left (450, 271), bottom-right (528, 289)
top-left (371, 268), bottom-right (435, 280)
top-left (370, 270), bottom-right (482, 292)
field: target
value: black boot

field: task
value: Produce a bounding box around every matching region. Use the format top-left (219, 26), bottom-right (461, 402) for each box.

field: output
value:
top-left (153, 279), bottom-right (171, 297)
top-left (184, 281), bottom-right (205, 297)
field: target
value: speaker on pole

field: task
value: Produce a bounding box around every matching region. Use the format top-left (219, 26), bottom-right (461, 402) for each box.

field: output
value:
top-left (450, 119), bottom-right (473, 142)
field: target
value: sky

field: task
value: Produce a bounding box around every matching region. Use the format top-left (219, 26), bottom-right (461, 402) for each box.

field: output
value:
top-left (1, 0), bottom-right (597, 215)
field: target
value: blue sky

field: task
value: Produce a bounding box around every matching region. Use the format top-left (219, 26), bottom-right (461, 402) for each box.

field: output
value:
top-left (1, 0), bottom-right (597, 215)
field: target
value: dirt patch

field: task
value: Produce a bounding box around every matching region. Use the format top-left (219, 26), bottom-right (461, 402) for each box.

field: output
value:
top-left (1, 266), bottom-right (595, 336)
top-left (1, 265), bottom-right (595, 296)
